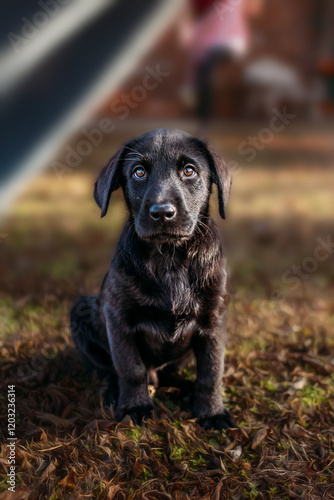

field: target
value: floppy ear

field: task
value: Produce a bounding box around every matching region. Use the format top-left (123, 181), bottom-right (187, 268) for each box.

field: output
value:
top-left (206, 144), bottom-right (232, 219)
top-left (94, 146), bottom-right (125, 218)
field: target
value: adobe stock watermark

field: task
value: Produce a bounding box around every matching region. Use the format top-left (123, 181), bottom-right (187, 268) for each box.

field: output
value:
top-left (16, 345), bottom-right (58, 384)
top-left (246, 235), bottom-right (334, 332)
top-left (52, 64), bottom-right (169, 181)
top-left (7, 385), bottom-right (16, 494)
top-left (271, 235), bottom-right (334, 303)
top-left (7, 0), bottom-right (72, 53)
top-left (227, 107), bottom-right (297, 176)
top-left (16, 298), bottom-right (97, 385)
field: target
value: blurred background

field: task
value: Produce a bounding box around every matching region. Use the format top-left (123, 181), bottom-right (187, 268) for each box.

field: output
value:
top-left (0, 0), bottom-right (333, 384)
top-left (1, 2), bottom-right (334, 496)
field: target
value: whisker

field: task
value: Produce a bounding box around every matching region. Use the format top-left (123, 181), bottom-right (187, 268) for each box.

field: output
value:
top-left (196, 219), bottom-right (213, 238)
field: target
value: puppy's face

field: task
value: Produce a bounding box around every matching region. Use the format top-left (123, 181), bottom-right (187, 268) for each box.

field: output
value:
top-left (121, 131), bottom-right (211, 242)
top-left (94, 129), bottom-right (232, 239)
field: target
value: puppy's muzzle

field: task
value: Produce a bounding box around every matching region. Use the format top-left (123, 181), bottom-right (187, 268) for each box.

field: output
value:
top-left (149, 204), bottom-right (176, 222)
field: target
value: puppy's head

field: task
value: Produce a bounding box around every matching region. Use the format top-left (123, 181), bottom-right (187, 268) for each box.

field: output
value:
top-left (94, 129), bottom-right (231, 242)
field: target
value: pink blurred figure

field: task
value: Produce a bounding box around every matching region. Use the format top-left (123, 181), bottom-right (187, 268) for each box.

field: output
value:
top-left (178, 0), bottom-right (263, 133)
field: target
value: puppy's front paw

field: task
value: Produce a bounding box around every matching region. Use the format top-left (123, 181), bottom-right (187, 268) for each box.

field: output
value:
top-left (198, 409), bottom-right (236, 430)
top-left (116, 403), bottom-right (155, 425)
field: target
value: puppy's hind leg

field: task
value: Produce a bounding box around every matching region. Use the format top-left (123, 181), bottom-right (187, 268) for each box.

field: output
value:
top-left (70, 296), bottom-right (119, 406)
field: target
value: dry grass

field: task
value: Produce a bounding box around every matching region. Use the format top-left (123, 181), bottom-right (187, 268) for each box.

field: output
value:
top-left (0, 138), bottom-right (333, 499)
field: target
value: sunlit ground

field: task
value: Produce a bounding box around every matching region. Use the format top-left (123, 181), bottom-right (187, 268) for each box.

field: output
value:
top-left (0, 125), bottom-right (333, 499)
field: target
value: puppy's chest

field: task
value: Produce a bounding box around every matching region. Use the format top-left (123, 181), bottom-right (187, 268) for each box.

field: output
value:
top-left (147, 261), bottom-right (200, 316)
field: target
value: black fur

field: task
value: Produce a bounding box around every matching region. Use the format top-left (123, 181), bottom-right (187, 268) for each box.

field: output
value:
top-left (70, 128), bottom-right (235, 429)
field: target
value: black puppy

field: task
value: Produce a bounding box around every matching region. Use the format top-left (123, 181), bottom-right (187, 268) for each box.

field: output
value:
top-left (70, 128), bottom-right (235, 430)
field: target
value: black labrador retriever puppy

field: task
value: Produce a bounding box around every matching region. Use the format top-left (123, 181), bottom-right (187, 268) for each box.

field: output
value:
top-left (70, 128), bottom-right (235, 430)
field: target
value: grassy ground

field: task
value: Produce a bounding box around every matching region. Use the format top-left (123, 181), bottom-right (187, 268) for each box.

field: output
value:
top-left (0, 128), bottom-right (333, 499)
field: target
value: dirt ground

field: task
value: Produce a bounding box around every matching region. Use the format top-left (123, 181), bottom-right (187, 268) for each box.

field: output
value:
top-left (0, 125), bottom-right (333, 499)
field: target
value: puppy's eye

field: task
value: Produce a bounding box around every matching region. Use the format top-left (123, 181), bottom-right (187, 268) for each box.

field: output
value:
top-left (133, 167), bottom-right (146, 179)
top-left (183, 165), bottom-right (196, 177)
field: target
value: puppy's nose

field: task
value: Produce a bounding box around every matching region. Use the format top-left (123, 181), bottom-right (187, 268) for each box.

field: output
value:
top-left (149, 204), bottom-right (176, 221)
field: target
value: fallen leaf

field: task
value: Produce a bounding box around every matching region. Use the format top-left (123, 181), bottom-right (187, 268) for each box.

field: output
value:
top-left (228, 445), bottom-right (243, 461)
top-left (35, 412), bottom-right (75, 429)
top-left (251, 428), bottom-right (268, 450)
